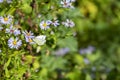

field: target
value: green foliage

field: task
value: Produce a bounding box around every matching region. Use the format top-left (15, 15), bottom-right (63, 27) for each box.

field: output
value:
top-left (0, 0), bottom-right (120, 80)
top-left (57, 36), bottom-right (77, 52)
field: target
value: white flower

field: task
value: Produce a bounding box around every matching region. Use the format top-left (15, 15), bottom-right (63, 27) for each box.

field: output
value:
top-left (0, 15), bottom-right (13, 24)
top-left (33, 35), bottom-right (46, 46)
top-left (40, 21), bottom-right (51, 30)
top-left (22, 30), bottom-right (34, 38)
top-left (62, 19), bottom-right (75, 27)
top-left (71, 0), bottom-right (76, 2)
top-left (61, 0), bottom-right (74, 8)
top-left (51, 20), bottom-right (59, 27)
top-left (61, 0), bottom-right (70, 8)
top-left (6, 25), bottom-right (21, 36)
top-left (25, 37), bottom-right (35, 44)
top-left (23, 30), bottom-right (35, 44)
top-left (8, 37), bottom-right (22, 49)
top-left (0, 0), bottom-right (3, 3)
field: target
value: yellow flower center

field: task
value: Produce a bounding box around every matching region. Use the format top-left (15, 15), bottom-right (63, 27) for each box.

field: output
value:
top-left (43, 23), bottom-right (47, 27)
top-left (29, 38), bottom-right (32, 42)
top-left (13, 40), bottom-right (17, 45)
top-left (27, 33), bottom-right (31, 36)
top-left (4, 17), bottom-right (8, 22)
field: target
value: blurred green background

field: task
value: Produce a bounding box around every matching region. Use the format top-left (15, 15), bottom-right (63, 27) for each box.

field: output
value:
top-left (0, 0), bottom-right (120, 80)
top-left (43, 0), bottom-right (120, 80)
top-left (72, 0), bottom-right (120, 80)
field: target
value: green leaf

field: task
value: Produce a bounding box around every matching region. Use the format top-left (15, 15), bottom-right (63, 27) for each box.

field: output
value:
top-left (86, 74), bottom-right (92, 80)
top-left (66, 70), bottom-right (81, 80)
top-left (20, 3), bottom-right (32, 14)
top-left (57, 37), bottom-right (78, 52)
top-left (73, 54), bottom-right (84, 65)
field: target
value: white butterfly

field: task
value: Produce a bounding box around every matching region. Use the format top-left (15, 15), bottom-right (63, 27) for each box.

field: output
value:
top-left (33, 35), bottom-right (46, 46)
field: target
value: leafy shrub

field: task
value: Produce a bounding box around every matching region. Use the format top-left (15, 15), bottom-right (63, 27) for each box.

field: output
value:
top-left (0, 0), bottom-right (120, 80)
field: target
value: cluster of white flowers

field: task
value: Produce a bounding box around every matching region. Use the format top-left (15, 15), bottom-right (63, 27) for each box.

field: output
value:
top-left (61, 0), bottom-right (76, 8)
top-left (22, 30), bottom-right (35, 44)
top-left (0, 0), bottom-right (12, 3)
top-left (39, 19), bottom-right (75, 30)
top-left (7, 30), bottom-right (46, 49)
top-left (0, 14), bottom-right (47, 49)
top-left (6, 25), bottom-right (21, 36)
top-left (0, 17), bottom-right (74, 49)
top-left (0, 0), bottom-right (76, 50)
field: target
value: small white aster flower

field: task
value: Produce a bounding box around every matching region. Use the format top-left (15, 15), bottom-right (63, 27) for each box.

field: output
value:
top-left (0, 0), bottom-right (3, 3)
top-left (25, 37), bottom-right (35, 44)
top-left (40, 20), bottom-right (51, 30)
top-left (0, 49), bottom-right (2, 53)
top-left (70, 0), bottom-right (76, 2)
top-left (0, 15), bottom-right (13, 24)
top-left (61, 0), bottom-right (74, 8)
top-left (67, 2), bottom-right (74, 8)
top-left (51, 20), bottom-right (59, 27)
top-left (62, 19), bottom-right (75, 27)
top-left (33, 35), bottom-right (46, 46)
top-left (23, 30), bottom-right (35, 44)
top-left (6, 25), bottom-right (21, 36)
top-left (8, 37), bottom-right (22, 49)
top-left (61, 0), bottom-right (70, 8)
top-left (22, 30), bottom-right (34, 38)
